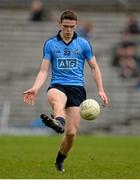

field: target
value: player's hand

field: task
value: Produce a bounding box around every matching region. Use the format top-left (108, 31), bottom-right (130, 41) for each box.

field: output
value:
top-left (23, 88), bottom-right (37, 106)
top-left (98, 90), bottom-right (109, 107)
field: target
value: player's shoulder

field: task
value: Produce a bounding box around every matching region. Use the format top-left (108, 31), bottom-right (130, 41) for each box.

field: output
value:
top-left (77, 34), bottom-right (92, 46)
top-left (43, 34), bottom-right (57, 45)
top-left (77, 34), bottom-right (87, 41)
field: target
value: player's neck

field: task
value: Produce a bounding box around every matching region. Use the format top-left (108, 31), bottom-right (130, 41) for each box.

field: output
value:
top-left (60, 32), bottom-right (73, 44)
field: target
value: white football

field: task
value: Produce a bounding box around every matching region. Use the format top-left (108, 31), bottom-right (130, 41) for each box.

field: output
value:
top-left (79, 99), bottom-right (100, 120)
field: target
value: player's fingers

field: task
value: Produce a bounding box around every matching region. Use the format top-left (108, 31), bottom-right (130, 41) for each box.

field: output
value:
top-left (103, 95), bottom-right (109, 107)
top-left (24, 95), bottom-right (31, 105)
top-left (24, 97), bottom-right (29, 104)
top-left (23, 90), bottom-right (36, 106)
top-left (23, 90), bottom-right (30, 94)
top-left (24, 95), bottom-right (28, 103)
top-left (100, 94), bottom-right (107, 107)
top-left (23, 89), bottom-right (35, 95)
top-left (102, 99), bottom-right (106, 107)
top-left (31, 98), bottom-right (35, 106)
top-left (105, 97), bottom-right (109, 106)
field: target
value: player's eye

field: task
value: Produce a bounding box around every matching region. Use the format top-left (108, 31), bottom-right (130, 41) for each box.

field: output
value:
top-left (63, 25), bottom-right (75, 28)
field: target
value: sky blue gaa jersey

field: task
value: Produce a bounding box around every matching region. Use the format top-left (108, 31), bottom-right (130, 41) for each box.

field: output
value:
top-left (43, 31), bottom-right (94, 86)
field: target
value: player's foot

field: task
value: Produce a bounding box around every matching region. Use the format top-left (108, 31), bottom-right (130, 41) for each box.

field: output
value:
top-left (55, 162), bottom-right (65, 172)
top-left (40, 114), bottom-right (64, 134)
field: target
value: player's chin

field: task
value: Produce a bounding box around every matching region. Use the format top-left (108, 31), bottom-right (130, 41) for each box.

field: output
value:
top-left (66, 33), bottom-right (72, 38)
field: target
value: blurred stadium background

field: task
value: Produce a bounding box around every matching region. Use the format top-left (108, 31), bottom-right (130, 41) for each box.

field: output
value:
top-left (0, 0), bottom-right (140, 135)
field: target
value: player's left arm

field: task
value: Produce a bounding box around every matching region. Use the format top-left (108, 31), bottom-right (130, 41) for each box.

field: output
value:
top-left (87, 56), bottom-right (109, 107)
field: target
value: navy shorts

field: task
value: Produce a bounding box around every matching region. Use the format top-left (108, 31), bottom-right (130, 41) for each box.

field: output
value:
top-left (47, 84), bottom-right (86, 108)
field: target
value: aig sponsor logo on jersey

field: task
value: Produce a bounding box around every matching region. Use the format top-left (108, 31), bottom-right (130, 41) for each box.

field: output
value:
top-left (57, 58), bottom-right (78, 69)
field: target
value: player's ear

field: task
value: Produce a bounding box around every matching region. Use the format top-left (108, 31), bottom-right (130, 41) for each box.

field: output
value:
top-left (58, 21), bottom-right (62, 29)
top-left (74, 21), bottom-right (78, 28)
top-left (58, 21), bottom-right (62, 26)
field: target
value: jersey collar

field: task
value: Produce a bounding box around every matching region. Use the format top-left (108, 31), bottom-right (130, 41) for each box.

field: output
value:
top-left (57, 31), bottom-right (77, 45)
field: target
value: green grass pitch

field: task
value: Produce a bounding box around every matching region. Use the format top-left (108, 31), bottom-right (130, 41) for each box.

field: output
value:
top-left (0, 135), bottom-right (140, 179)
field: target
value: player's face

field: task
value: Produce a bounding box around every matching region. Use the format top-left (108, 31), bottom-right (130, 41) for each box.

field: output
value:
top-left (59, 19), bottom-right (77, 39)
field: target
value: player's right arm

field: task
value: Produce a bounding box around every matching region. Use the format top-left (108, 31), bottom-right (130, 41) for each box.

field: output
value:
top-left (24, 59), bottom-right (50, 105)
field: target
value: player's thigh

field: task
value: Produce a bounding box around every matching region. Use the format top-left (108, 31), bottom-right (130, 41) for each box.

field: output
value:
top-left (65, 107), bottom-right (81, 134)
top-left (47, 88), bottom-right (67, 108)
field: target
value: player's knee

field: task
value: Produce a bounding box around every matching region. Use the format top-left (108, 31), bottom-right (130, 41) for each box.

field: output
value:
top-left (65, 131), bottom-right (76, 142)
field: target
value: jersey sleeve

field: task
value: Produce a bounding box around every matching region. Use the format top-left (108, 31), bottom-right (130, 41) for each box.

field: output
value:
top-left (83, 40), bottom-right (94, 61)
top-left (42, 40), bottom-right (52, 60)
